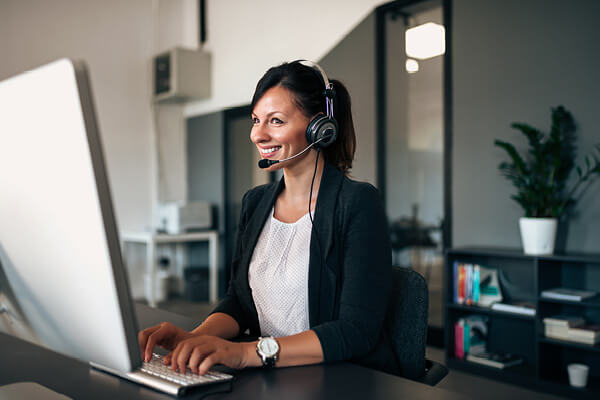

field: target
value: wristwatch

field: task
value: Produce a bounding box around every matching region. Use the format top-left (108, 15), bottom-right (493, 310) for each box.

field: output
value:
top-left (256, 336), bottom-right (280, 368)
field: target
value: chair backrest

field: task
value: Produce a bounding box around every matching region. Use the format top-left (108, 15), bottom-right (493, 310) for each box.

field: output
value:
top-left (384, 266), bottom-right (428, 380)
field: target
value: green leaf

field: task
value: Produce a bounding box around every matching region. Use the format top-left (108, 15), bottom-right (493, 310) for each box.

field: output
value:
top-left (494, 139), bottom-right (528, 175)
top-left (585, 155), bottom-right (590, 169)
top-left (511, 122), bottom-right (544, 150)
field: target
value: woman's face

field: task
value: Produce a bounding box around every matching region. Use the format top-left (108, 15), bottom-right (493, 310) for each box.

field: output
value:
top-left (250, 86), bottom-right (313, 170)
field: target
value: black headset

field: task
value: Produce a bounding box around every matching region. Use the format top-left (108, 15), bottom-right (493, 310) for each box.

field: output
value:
top-left (295, 60), bottom-right (338, 149)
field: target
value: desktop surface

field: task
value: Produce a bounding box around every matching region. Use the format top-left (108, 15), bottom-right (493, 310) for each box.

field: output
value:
top-left (0, 303), bottom-right (467, 400)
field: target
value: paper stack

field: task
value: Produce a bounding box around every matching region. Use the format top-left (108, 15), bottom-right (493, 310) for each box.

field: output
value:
top-left (543, 315), bottom-right (585, 340)
top-left (567, 325), bottom-right (600, 345)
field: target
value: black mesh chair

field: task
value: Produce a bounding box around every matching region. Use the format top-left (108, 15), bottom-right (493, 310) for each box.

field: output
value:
top-left (384, 266), bottom-right (448, 386)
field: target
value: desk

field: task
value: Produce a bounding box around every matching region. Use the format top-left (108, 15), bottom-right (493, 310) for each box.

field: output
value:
top-left (121, 231), bottom-right (219, 306)
top-left (0, 304), bottom-right (468, 400)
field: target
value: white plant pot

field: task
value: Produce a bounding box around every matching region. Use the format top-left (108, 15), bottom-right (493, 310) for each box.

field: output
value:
top-left (519, 217), bottom-right (558, 255)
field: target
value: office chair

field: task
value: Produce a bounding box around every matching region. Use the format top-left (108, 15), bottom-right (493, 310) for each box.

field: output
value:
top-left (384, 266), bottom-right (448, 386)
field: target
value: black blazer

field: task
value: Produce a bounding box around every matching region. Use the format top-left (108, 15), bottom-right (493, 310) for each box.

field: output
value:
top-left (212, 161), bottom-right (400, 373)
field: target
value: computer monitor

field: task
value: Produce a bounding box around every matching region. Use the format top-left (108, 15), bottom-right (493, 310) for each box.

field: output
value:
top-left (0, 59), bottom-right (141, 372)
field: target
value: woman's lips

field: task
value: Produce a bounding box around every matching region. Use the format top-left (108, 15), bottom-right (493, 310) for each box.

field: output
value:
top-left (259, 146), bottom-right (281, 158)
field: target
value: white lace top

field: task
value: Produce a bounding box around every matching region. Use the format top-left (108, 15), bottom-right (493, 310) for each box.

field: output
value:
top-left (248, 207), bottom-right (312, 337)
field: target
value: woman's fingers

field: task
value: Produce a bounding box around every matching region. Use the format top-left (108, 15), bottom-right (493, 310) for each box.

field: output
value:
top-left (170, 338), bottom-right (215, 373)
top-left (198, 354), bottom-right (220, 375)
top-left (188, 345), bottom-right (213, 374)
top-left (138, 325), bottom-right (161, 361)
top-left (170, 341), bottom-right (190, 372)
top-left (144, 326), bottom-right (171, 362)
top-left (164, 336), bottom-right (241, 374)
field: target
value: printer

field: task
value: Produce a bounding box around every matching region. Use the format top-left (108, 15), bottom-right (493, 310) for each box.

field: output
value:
top-left (158, 202), bottom-right (213, 234)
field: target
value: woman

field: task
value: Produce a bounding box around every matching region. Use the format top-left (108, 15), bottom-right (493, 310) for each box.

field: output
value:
top-left (139, 60), bottom-right (398, 376)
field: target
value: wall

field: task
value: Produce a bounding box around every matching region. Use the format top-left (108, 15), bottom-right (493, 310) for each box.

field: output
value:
top-left (0, 0), bottom-right (197, 233)
top-left (320, 13), bottom-right (377, 185)
top-left (184, 0), bottom-right (389, 118)
top-left (453, 0), bottom-right (600, 252)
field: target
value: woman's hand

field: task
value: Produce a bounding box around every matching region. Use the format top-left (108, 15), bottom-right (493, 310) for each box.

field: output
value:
top-left (138, 322), bottom-right (194, 362)
top-left (164, 335), bottom-right (255, 375)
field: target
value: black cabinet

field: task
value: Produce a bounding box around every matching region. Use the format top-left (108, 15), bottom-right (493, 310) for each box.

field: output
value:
top-left (444, 247), bottom-right (600, 399)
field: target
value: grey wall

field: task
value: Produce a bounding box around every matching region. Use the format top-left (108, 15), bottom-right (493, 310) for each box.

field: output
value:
top-left (187, 112), bottom-right (225, 228)
top-left (187, 112), bottom-right (225, 294)
top-left (453, 0), bottom-right (600, 252)
top-left (320, 13), bottom-right (377, 185)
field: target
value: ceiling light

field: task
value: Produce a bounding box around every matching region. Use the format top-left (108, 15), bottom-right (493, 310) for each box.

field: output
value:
top-left (405, 22), bottom-right (445, 60)
top-left (406, 59), bottom-right (419, 73)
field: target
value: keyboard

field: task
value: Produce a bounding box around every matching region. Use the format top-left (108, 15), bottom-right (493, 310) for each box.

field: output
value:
top-left (140, 353), bottom-right (233, 386)
top-left (91, 352), bottom-right (234, 396)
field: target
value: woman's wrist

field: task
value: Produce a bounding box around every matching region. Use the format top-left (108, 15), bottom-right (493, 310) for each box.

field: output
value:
top-left (243, 341), bottom-right (262, 368)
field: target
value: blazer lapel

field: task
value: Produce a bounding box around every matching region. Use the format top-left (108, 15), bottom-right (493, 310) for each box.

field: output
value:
top-left (237, 178), bottom-right (284, 334)
top-left (308, 162), bottom-right (343, 327)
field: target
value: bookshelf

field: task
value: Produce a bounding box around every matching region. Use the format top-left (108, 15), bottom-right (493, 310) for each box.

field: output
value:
top-left (445, 247), bottom-right (600, 399)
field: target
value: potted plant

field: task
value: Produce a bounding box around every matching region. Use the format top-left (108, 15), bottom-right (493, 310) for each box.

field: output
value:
top-left (494, 106), bottom-right (600, 255)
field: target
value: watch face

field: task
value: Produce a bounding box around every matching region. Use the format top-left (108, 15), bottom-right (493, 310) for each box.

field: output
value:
top-left (258, 337), bottom-right (279, 356)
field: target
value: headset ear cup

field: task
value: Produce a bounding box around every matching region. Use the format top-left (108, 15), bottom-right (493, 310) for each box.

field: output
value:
top-left (306, 115), bottom-right (338, 149)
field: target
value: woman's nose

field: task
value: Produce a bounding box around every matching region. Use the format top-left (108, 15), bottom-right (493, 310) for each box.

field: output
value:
top-left (250, 123), bottom-right (270, 144)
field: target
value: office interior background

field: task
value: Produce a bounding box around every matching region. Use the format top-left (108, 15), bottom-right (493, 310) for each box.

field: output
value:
top-left (1, 0), bottom-right (599, 398)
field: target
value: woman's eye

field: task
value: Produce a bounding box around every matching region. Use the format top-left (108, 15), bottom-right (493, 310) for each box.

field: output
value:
top-left (271, 117), bottom-right (283, 124)
top-left (252, 117), bottom-right (259, 124)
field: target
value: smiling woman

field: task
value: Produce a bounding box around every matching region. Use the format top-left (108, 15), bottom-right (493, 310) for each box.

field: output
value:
top-left (139, 60), bottom-right (400, 377)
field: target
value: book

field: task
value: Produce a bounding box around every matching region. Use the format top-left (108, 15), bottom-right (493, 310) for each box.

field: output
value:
top-left (568, 324), bottom-right (600, 338)
top-left (544, 325), bottom-right (570, 340)
top-left (477, 266), bottom-right (502, 307)
top-left (454, 316), bottom-right (488, 358)
top-left (543, 315), bottom-right (585, 327)
top-left (563, 335), bottom-right (600, 345)
top-left (458, 265), bottom-right (466, 304)
top-left (545, 324), bottom-right (600, 344)
top-left (463, 315), bottom-right (488, 354)
top-left (455, 320), bottom-right (464, 359)
top-left (466, 264), bottom-right (473, 305)
top-left (541, 287), bottom-right (597, 302)
top-left (463, 319), bottom-right (470, 354)
top-left (491, 301), bottom-right (536, 316)
top-left (453, 261), bottom-right (459, 303)
top-left (466, 352), bottom-right (524, 369)
top-left (473, 265), bottom-right (480, 304)
top-left (567, 325), bottom-right (600, 344)
top-left (453, 263), bottom-right (501, 307)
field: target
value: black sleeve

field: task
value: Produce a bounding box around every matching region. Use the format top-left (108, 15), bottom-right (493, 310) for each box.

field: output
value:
top-left (312, 183), bottom-right (392, 362)
top-left (209, 191), bottom-right (251, 334)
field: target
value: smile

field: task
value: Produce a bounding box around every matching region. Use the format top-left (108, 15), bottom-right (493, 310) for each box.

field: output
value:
top-left (259, 146), bottom-right (281, 156)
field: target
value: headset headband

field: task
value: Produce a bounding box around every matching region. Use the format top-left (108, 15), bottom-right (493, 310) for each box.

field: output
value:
top-left (295, 59), bottom-right (335, 120)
